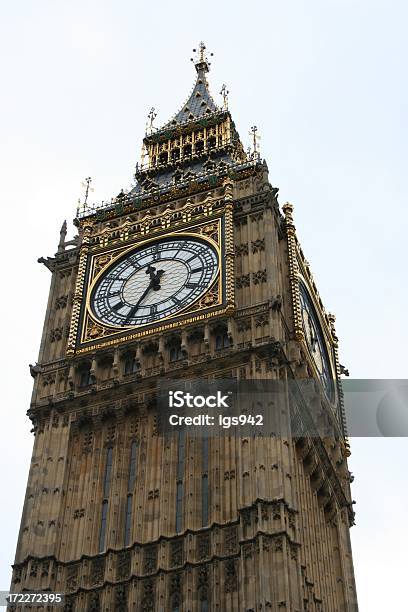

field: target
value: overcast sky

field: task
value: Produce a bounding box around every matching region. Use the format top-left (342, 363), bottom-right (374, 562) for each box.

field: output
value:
top-left (1, 1), bottom-right (407, 609)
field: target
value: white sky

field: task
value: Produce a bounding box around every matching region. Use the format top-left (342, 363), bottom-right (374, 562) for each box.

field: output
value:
top-left (1, 1), bottom-right (407, 609)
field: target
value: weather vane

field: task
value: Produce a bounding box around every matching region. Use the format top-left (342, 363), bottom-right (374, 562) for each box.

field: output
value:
top-left (249, 126), bottom-right (261, 159)
top-left (146, 107), bottom-right (157, 134)
top-left (220, 84), bottom-right (229, 110)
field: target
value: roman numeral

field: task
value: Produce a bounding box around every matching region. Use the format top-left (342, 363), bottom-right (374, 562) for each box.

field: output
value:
top-left (112, 301), bottom-right (125, 312)
top-left (185, 282), bottom-right (199, 289)
top-left (190, 267), bottom-right (203, 274)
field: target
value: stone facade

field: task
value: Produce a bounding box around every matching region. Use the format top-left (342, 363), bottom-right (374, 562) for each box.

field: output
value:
top-left (10, 46), bottom-right (358, 611)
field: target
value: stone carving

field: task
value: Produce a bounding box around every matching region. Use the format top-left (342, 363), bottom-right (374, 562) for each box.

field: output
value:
top-left (236, 274), bottom-right (250, 288)
top-left (224, 526), bottom-right (238, 553)
top-left (116, 550), bottom-right (131, 580)
top-left (87, 592), bottom-right (100, 612)
top-left (63, 597), bottom-right (74, 612)
top-left (251, 238), bottom-right (265, 253)
top-left (252, 269), bottom-right (267, 284)
top-left (224, 559), bottom-right (238, 592)
top-left (115, 585), bottom-right (127, 612)
top-left (50, 327), bottom-right (64, 342)
top-left (273, 537), bottom-right (283, 552)
top-left (197, 534), bottom-right (210, 560)
top-left (169, 572), bottom-right (182, 595)
top-left (143, 544), bottom-right (158, 573)
top-left (235, 243), bottom-right (249, 255)
top-left (66, 564), bottom-right (79, 591)
top-left (55, 295), bottom-right (69, 310)
top-left (170, 539), bottom-right (183, 566)
top-left (197, 566), bottom-right (208, 589)
top-left (141, 579), bottom-right (155, 611)
top-left (90, 558), bottom-right (105, 585)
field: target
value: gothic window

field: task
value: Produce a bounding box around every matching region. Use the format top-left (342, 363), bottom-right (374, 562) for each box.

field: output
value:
top-left (124, 353), bottom-right (139, 375)
top-left (176, 428), bottom-right (185, 533)
top-left (98, 356), bottom-right (113, 381)
top-left (171, 148), bottom-right (180, 161)
top-left (183, 144), bottom-right (192, 156)
top-left (169, 345), bottom-right (183, 362)
top-left (78, 365), bottom-right (92, 388)
top-left (128, 440), bottom-right (138, 491)
top-left (124, 494), bottom-right (133, 547)
top-left (202, 436), bottom-right (209, 527)
top-left (99, 447), bottom-right (113, 552)
top-left (215, 331), bottom-right (230, 350)
top-left (124, 440), bottom-right (138, 546)
top-left (103, 447), bottom-right (113, 498)
top-left (98, 500), bottom-right (108, 553)
top-left (159, 151), bottom-right (168, 164)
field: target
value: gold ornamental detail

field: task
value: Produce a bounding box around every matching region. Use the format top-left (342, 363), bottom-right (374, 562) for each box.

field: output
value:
top-left (88, 192), bottom-right (224, 250)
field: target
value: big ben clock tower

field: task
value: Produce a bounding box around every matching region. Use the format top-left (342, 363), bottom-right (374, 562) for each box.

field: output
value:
top-left (11, 44), bottom-right (358, 611)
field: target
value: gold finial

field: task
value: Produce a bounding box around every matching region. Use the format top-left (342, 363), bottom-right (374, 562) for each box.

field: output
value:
top-left (249, 126), bottom-right (261, 159)
top-left (146, 107), bottom-right (157, 135)
top-left (220, 84), bottom-right (229, 110)
top-left (199, 41), bottom-right (206, 62)
top-left (190, 42), bottom-right (213, 73)
top-left (78, 176), bottom-right (94, 214)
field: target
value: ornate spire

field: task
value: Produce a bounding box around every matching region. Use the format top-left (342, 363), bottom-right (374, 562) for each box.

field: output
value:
top-left (58, 220), bottom-right (67, 252)
top-left (157, 43), bottom-right (219, 132)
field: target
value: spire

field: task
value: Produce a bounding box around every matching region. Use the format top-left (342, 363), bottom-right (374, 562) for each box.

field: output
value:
top-left (158, 42), bottom-right (219, 132)
top-left (58, 220), bottom-right (67, 252)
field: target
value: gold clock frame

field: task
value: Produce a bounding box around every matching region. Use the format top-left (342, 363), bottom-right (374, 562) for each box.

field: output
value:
top-left (67, 204), bottom-right (235, 355)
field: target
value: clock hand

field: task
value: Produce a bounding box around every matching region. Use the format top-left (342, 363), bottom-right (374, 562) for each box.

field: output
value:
top-left (124, 283), bottom-right (153, 323)
top-left (124, 265), bottom-right (166, 323)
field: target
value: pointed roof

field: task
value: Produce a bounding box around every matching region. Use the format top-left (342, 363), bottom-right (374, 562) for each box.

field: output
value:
top-left (159, 42), bottom-right (220, 131)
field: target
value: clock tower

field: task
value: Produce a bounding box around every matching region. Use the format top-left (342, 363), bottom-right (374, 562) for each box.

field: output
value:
top-left (11, 44), bottom-right (358, 611)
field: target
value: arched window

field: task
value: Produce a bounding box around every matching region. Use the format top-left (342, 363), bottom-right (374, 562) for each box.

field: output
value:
top-left (169, 345), bottom-right (183, 362)
top-left (124, 353), bottom-right (139, 375)
top-left (124, 494), bottom-right (133, 547)
top-left (98, 500), bottom-right (108, 553)
top-left (215, 331), bottom-right (230, 350)
top-left (124, 441), bottom-right (138, 546)
top-left (78, 365), bottom-right (92, 387)
top-left (99, 447), bottom-right (113, 552)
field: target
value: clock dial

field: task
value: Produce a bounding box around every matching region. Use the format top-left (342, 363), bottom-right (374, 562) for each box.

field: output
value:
top-left (299, 283), bottom-right (334, 401)
top-left (91, 237), bottom-right (218, 327)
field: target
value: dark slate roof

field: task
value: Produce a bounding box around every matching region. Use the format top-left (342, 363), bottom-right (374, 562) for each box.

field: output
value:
top-left (160, 65), bottom-right (220, 130)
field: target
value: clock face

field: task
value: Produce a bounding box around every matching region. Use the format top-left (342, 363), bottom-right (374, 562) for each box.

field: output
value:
top-left (299, 283), bottom-right (334, 401)
top-left (90, 237), bottom-right (218, 328)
